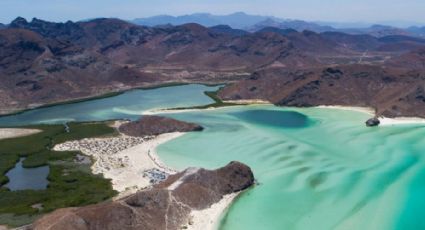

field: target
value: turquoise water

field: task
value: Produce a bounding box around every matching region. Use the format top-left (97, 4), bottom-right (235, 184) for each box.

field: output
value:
top-left (0, 84), bottom-right (219, 126)
top-left (0, 84), bottom-right (424, 229)
top-left (156, 105), bottom-right (425, 230)
top-left (4, 158), bottom-right (49, 191)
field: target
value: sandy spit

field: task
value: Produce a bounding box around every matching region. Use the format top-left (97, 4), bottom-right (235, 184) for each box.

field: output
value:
top-left (222, 99), bottom-right (271, 104)
top-left (53, 132), bottom-right (239, 230)
top-left (54, 133), bottom-right (183, 194)
top-left (142, 107), bottom-right (222, 115)
top-left (0, 128), bottom-right (41, 140)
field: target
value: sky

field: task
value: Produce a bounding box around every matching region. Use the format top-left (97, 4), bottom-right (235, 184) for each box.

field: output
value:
top-left (1, 0), bottom-right (424, 26)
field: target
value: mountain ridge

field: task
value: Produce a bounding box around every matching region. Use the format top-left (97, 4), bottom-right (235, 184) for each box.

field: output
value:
top-left (1, 16), bottom-right (425, 118)
top-left (131, 12), bottom-right (425, 38)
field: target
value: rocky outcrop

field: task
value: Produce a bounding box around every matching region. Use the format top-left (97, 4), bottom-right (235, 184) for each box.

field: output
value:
top-left (32, 161), bottom-right (255, 230)
top-left (366, 117), bottom-right (380, 127)
top-left (119, 115), bottom-right (203, 136)
top-left (218, 65), bottom-right (425, 118)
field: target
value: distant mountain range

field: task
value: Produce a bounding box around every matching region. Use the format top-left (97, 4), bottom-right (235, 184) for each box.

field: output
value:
top-left (2, 16), bottom-right (425, 117)
top-left (131, 12), bottom-right (425, 38)
top-left (132, 12), bottom-right (271, 29)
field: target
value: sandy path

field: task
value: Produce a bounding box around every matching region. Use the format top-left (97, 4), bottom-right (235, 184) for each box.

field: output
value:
top-left (0, 128), bottom-right (41, 140)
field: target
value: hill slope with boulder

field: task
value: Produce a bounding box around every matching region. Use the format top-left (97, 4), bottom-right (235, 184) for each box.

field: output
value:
top-left (32, 161), bottom-right (255, 230)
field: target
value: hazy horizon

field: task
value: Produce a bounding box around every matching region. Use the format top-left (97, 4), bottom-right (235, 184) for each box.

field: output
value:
top-left (1, 0), bottom-right (424, 27)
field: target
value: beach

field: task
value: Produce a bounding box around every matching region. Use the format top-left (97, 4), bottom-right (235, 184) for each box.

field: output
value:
top-left (0, 128), bottom-right (40, 140)
top-left (53, 131), bottom-right (237, 230)
top-left (142, 102), bottom-right (272, 116)
top-left (53, 133), bottom-right (182, 194)
top-left (222, 99), bottom-right (271, 104)
top-left (316, 105), bottom-right (425, 126)
top-left (187, 193), bottom-right (240, 230)
top-left (316, 105), bottom-right (375, 116)
top-left (142, 107), bottom-right (223, 115)
top-left (378, 116), bottom-right (425, 126)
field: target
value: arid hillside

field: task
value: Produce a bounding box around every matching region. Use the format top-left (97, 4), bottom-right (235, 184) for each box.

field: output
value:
top-left (1, 17), bottom-right (425, 116)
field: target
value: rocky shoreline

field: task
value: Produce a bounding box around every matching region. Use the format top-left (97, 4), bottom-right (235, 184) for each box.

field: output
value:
top-left (45, 116), bottom-right (254, 230)
top-left (32, 161), bottom-right (254, 230)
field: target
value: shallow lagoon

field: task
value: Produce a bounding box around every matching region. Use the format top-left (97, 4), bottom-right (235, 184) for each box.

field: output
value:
top-left (157, 105), bottom-right (425, 230)
top-left (0, 84), bottom-right (424, 229)
top-left (0, 84), bottom-right (219, 126)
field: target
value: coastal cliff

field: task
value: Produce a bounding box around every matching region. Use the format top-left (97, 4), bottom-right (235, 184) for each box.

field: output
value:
top-left (32, 161), bottom-right (255, 230)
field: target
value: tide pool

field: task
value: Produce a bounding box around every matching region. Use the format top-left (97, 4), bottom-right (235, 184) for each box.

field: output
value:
top-left (156, 105), bottom-right (425, 230)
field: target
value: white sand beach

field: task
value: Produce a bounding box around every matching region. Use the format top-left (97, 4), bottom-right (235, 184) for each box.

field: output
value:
top-left (379, 116), bottom-right (425, 126)
top-left (142, 107), bottom-right (222, 115)
top-left (0, 128), bottom-right (40, 140)
top-left (316, 105), bottom-right (425, 126)
top-left (223, 99), bottom-right (271, 104)
top-left (53, 131), bottom-right (238, 230)
top-left (187, 193), bottom-right (240, 230)
top-left (143, 102), bottom-right (272, 116)
top-left (53, 133), bottom-right (182, 194)
top-left (316, 105), bottom-right (375, 116)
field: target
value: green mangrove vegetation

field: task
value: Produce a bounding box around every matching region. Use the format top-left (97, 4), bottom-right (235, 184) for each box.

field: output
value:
top-left (0, 122), bottom-right (118, 227)
top-left (169, 89), bottom-right (239, 110)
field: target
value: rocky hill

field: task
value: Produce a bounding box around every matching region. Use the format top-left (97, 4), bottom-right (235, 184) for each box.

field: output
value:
top-left (32, 161), bottom-right (255, 230)
top-left (1, 17), bottom-right (425, 117)
top-left (218, 64), bottom-right (425, 118)
top-left (0, 17), bottom-right (317, 114)
top-left (119, 115), bottom-right (203, 136)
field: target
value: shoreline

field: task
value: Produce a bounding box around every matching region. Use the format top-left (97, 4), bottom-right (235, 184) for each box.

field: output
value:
top-left (187, 193), bottom-right (240, 230)
top-left (142, 107), bottom-right (225, 115)
top-left (315, 105), bottom-right (425, 126)
top-left (142, 103), bottom-right (272, 115)
top-left (316, 105), bottom-right (375, 116)
top-left (0, 128), bottom-right (41, 140)
top-left (53, 131), bottom-right (237, 229)
top-left (53, 132), bottom-right (183, 194)
top-left (222, 99), bottom-right (271, 105)
top-left (0, 81), bottom-right (224, 118)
